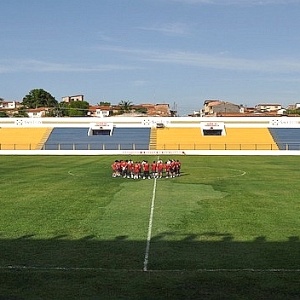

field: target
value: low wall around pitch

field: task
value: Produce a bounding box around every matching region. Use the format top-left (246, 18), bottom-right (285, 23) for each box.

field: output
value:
top-left (1, 149), bottom-right (300, 156)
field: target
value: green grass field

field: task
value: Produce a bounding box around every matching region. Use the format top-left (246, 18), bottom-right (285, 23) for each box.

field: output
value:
top-left (0, 155), bottom-right (299, 299)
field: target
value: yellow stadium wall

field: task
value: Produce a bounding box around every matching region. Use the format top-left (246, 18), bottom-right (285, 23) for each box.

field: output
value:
top-left (155, 128), bottom-right (278, 150)
top-left (0, 128), bottom-right (52, 150)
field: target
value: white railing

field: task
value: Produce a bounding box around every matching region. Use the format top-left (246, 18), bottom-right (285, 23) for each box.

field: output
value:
top-left (1, 143), bottom-right (300, 151)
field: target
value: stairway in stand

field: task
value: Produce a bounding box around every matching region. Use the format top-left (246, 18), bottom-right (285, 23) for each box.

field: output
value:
top-left (35, 128), bottom-right (53, 150)
top-left (149, 128), bottom-right (157, 150)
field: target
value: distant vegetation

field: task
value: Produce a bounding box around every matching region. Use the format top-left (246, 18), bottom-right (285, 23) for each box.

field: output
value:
top-left (286, 108), bottom-right (300, 115)
top-left (22, 89), bottom-right (58, 108)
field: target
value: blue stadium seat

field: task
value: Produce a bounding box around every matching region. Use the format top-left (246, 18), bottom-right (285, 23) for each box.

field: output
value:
top-left (269, 128), bottom-right (300, 150)
top-left (44, 127), bottom-right (151, 150)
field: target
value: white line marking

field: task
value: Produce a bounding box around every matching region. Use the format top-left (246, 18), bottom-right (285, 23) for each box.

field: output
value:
top-left (1, 265), bottom-right (299, 273)
top-left (143, 177), bottom-right (157, 272)
top-left (185, 167), bottom-right (247, 179)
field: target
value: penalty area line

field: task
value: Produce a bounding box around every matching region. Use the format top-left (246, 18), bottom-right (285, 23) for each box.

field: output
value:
top-left (0, 266), bottom-right (299, 273)
top-left (143, 177), bottom-right (157, 272)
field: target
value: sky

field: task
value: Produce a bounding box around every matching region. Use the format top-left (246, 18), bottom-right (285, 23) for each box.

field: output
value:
top-left (1, 0), bottom-right (300, 115)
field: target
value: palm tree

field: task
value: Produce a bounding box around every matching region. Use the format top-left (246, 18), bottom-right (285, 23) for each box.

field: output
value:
top-left (118, 100), bottom-right (133, 112)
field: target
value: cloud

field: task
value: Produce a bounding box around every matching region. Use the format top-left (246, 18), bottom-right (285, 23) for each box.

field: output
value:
top-left (144, 51), bottom-right (300, 73)
top-left (138, 22), bottom-right (191, 36)
top-left (0, 59), bottom-right (138, 73)
top-left (97, 31), bottom-right (117, 42)
top-left (97, 45), bottom-right (300, 73)
top-left (132, 80), bottom-right (149, 87)
top-left (170, 0), bottom-right (300, 5)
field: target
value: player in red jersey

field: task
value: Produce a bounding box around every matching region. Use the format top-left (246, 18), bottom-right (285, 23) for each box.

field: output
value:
top-left (120, 160), bottom-right (128, 178)
top-left (175, 159), bottom-right (181, 176)
top-left (157, 159), bottom-right (164, 178)
top-left (170, 159), bottom-right (176, 178)
top-left (133, 161), bottom-right (140, 179)
top-left (111, 160), bottom-right (120, 177)
top-left (151, 160), bottom-right (157, 178)
top-left (165, 160), bottom-right (171, 178)
top-left (127, 159), bottom-right (134, 178)
top-left (138, 161), bottom-right (143, 178)
top-left (142, 160), bottom-right (151, 179)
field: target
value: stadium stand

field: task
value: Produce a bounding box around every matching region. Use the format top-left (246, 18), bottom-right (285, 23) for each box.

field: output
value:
top-left (44, 127), bottom-right (151, 150)
top-left (156, 128), bottom-right (202, 150)
top-left (156, 128), bottom-right (278, 150)
top-left (0, 128), bottom-right (51, 150)
top-left (269, 128), bottom-right (300, 150)
top-left (1, 117), bottom-right (300, 152)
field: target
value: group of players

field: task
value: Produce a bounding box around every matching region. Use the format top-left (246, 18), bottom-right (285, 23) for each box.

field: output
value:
top-left (111, 158), bottom-right (181, 179)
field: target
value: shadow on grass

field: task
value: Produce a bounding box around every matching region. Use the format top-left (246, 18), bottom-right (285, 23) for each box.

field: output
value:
top-left (0, 232), bottom-right (299, 299)
top-left (0, 232), bottom-right (299, 270)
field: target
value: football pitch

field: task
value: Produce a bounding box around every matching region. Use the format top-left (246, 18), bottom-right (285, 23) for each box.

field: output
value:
top-left (0, 155), bottom-right (299, 299)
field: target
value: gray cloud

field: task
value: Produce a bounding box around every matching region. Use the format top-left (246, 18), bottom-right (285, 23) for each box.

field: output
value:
top-left (97, 45), bottom-right (300, 73)
top-left (170, 0), bottom-right (300, 5)
top-left (138, 22), bottom-right (191, 36)
top-left (0, 59), bottom-right (138, 73)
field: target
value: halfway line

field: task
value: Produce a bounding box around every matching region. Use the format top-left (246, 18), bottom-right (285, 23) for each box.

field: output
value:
top-left (143, 177), bottom-right (157, 271)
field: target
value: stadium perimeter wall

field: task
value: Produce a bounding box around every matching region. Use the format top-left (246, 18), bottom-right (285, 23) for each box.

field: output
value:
top-left (1, 150), bottom-right (300, 156)
top-left (0, 116), bottom-right (300, 128)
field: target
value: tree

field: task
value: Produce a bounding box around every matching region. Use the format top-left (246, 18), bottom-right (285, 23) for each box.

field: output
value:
top-left (286, 108), bottom-right (300, 116)
top-left (64, 101), bottom-right (90, 117)
top-left (98, 101), bottom-right (111, 106)
top-left (22, 89), bottom-right (58, 108)
top-left (13, 108), bottom-right (28, 117)
top-left (118, 100), bottom-right (133, 112)
top-left (134, 107), bottom-right (147, 114)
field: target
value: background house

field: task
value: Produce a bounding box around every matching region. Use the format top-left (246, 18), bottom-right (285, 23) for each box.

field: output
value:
top-left (203, 100), bottom-right (241, 116)
top-left (255, 103), bottom-right (282, 112)
top-left (26, 107), bottom-right (49, 118)
top-left (137, 104), bottom-right (172, 116)
top-left (88, 105), bottom-right (111, 117)
top-left (0, 100), bottom-right (20, 109)
top-left (0, 101), bottom-right (22, 117)
top-left (62, 95), bottom-right (84, 103)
